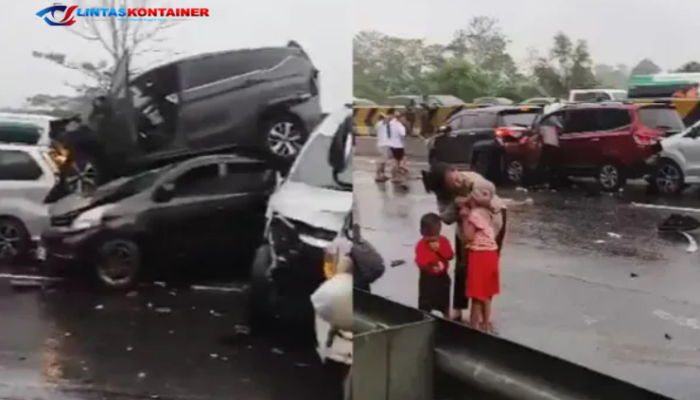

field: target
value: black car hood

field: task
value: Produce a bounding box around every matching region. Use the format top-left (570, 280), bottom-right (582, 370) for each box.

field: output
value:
top-left (49, 177), bottom-right (134, 216)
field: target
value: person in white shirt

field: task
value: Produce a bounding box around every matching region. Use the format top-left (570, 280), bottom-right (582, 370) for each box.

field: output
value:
top-left (374, 114), bottom-right (390, 182)
top-left (537, 114), bottom-right (563, 187)
top-left (385, 111), bottom-right (408, 181)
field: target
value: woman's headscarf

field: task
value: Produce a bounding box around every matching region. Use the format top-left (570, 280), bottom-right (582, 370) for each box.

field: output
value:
top-left (450, 171), bottom-right (507, 212)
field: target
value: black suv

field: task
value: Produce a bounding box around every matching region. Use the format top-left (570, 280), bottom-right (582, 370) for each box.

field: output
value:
top-left (427, 105), bottom-right (542, 180)
top-left (51, 42), bottom-right (322, 194)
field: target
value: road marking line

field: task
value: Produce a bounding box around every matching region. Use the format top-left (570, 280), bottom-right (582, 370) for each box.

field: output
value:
top-left (631, 202), bottom-right (700, 213)
top-left (0, 273), bottom-right (61, 282)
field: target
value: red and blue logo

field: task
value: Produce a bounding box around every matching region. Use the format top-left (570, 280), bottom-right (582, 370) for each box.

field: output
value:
top-left (36, 4), bottom-right (78, 26)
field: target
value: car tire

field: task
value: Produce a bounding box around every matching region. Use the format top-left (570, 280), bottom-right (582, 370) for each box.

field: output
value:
top-left (247, 244), bottom-right (277, 334)
top-left (0, 217), bottom-right (31, 265)
top-left (505, 158), bottom-right (526, 186)
top-left (93, 239), bottom-right (141, 290)
top-left (653, 159), bottom-right (685, 195)
top-left (261, 112), bottom-right (308, 162)
top-left (597, 162), bottom-right (627, 192)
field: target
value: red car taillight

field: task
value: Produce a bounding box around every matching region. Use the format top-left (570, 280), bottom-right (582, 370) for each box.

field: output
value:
top-left (633, 133), bottom-right (655, 146)
top-left (495, 127), bottom-right (512, 137)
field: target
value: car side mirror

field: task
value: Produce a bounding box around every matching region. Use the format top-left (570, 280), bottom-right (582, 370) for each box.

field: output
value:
top-left (153, 183), bottom-right (175, 203)
top-left (329, 116), bottom-right (353, 174)
top-left (437, 125), bottom-right (451, 134)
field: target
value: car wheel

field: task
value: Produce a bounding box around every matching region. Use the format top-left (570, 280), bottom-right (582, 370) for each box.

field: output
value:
top-left (93, 239), bottom-right (141, 290)
top-left (471, 152), bottom-right (490, 177)
top-left (247, 245), bottom-right (277, 333)
top-left (63, 154), bottom-right (102, 195)
top-left (262, 114), bottom-right (307, 161)
top-left (597, 162), bottom-right (626, 192)
top-left (654, 159), bottom-right (685, 195)
top-left (505, 159), bottom-right (525, 186)
top-left (0, 217), bottom-right (30, 264)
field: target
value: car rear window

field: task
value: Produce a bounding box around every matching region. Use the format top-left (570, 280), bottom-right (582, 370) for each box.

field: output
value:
top-left (0, 122), bottom-right (42, 145)
top-left (637, 107), bottom-right (685, 131)
top-left (498, 111), bottom-right (540, 127)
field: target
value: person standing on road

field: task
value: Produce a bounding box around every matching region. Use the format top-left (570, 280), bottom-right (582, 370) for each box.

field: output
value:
top-left (459, 179), bottom-right (501, 332)
top-left (415, 213), bottom-right (454, 317)
top-left (537, 114), bottom-right (563, 187)
top-left (385, 111), bottom-right (408, 182)
top-left (374, 114), bottom-right (390, 182)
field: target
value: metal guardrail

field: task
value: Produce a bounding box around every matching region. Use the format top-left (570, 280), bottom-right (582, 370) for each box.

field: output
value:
top-left (354, 290), bottom-right (675, 400)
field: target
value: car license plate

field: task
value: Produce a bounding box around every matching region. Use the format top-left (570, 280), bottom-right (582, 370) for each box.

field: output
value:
top-left (35, 245), bottom-right (46, 261)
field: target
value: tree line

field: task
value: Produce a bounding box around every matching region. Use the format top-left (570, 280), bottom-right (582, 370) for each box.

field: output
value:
top-left (354, 16), bottom-right (700, 103)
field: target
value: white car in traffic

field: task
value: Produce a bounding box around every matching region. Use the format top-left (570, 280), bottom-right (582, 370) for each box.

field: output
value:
top-left (654, 120), bottom-right (700, 194)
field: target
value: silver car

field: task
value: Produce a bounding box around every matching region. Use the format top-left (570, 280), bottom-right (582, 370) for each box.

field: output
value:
top-left (0, 143), bottom-right (59, 263)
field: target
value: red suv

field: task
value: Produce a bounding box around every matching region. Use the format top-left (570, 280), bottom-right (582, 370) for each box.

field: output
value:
top-left (503, 102), bottom-right (684, 191)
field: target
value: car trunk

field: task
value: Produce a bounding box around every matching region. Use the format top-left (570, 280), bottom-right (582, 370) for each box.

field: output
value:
top-left (636, 106), bottom-right (686, 138)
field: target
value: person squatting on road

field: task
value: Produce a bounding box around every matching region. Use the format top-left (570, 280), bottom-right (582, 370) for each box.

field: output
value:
top-left (414, 213), bottom-right (454, 317)
top-left (435, 166), bottom-right (507, 322)
top-left (457, 179), bottom-right (502, 332)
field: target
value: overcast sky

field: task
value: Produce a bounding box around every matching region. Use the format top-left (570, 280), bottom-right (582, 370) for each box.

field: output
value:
top-left (0, 0), bottom-right (351, 109)
top-left (352, 0), bottom-right (700, 71)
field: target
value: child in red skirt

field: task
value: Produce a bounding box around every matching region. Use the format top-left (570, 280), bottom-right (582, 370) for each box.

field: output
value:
top-left (460, 180), bottom-right (500, 332)
top-left (415, 213), bottom-right (454, 317)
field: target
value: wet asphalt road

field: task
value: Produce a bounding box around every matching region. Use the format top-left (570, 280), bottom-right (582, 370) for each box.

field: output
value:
top-left (0, 279), bottom-right (334, 400)
top-left (355, 156), bottom-right (700, 400)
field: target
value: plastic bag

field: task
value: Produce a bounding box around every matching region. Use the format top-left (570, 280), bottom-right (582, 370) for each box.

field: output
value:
top-left (311, 273), bottom-right (353, 331)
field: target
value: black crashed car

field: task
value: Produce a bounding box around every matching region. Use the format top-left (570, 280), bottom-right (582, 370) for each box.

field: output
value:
top-left (50, 42), bottom-right (323, 195)
top-left (41, 154), bottom-right (275, 289)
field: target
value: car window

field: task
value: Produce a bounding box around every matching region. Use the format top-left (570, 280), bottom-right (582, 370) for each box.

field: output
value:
top-left (596, 109), bottom-right (631, 131)
top-left (457, 114), bottom-right (476, 129)
top-left (0, 122), bottom-right (42, 145)
top-left (184, 49), bottom-right (288, 89)
top-left (563, 110), bottom-right (600, 133)
top-left (0, 150), bottom-right (42, 181)
top-left (498, 111), bottom-right (539, 127)
top-left (637, 107), bottom-right (685, 131)
top-left (573, 92), bottom-right (607, 102)
top-left (447, 115), bottom-right (464, 130)
top-left (223, 162), bottom-right (271, 193)
top-left (288, 133), bottom-right (352, 191)
top-left (474, 113), bottom-right (497, 128)
top-left (169, 164), bottom-right (221, 197)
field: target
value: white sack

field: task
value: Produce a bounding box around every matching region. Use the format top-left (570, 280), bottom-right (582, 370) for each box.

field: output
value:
top-left (311, 273), bottom-right (353, 331)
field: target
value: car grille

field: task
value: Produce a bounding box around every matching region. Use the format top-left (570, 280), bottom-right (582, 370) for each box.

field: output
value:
top-left (50, 211), bottom-right (80, 227)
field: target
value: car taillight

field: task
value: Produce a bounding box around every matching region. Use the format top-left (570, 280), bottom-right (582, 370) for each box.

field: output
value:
top-left (495, 127), bottom-right (512, 137)
top-left (633, 133), bottom-right (655, 146)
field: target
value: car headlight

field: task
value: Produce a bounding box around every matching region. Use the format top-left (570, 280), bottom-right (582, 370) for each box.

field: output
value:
top-left (71, 205), bottom-right (112, 230)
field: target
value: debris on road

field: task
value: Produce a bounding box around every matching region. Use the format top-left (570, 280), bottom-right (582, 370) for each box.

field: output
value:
top-left (679, 232), bottom-right (698, 253)
top-left (607, 232), bottom-right (622, 239)
top-left (390, 259), bottom-right (406, 267)
top-left (664, 333), bottom-right (672, 340)
top-left (630, 272), bottom-right (639, 278)
top-left (94, 304), bottom-right (104, 310)
top-left (210, 309), bottom-right (223, 317)
top-left (192, 284), bottom-right (245, 293)
top-left (271, 348), bottom-right (284, 355)
top-left (154, 307), bottom-right (172, 314)
top-left (594, 240), bottom-right (605, 244)
top-left (154, 281), bottom-right (167, 288)
top-left (126, 291), bottom-right (138, 298)
top-left (137, 372), bottom-right (147, 379)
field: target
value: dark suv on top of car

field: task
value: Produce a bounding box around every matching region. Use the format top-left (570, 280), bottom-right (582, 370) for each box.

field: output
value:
top-left (50, 42), bottom-right (322, 196)
top-left (427, 105), bottom-right (543, 180)
top-left (503, 101), bottom-right (684, 191)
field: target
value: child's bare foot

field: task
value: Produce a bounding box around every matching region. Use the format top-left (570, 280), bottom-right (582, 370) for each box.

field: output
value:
top-left (449, 309), bottom-right (462, 321)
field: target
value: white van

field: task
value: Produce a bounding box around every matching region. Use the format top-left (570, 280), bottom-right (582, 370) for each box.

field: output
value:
top-left (247, 105), bottom-right (353, 333)
top-left (569, 89), bottom-right (627, 102)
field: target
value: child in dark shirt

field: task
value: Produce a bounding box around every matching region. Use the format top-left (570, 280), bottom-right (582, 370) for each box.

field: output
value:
top-left (415, 213), bottom-right (455, 317)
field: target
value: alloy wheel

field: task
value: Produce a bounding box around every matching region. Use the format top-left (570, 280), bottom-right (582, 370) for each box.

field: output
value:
top-left (0, 222), bottom-right (20, 260)
top-left (599, 165), bottom-right (619, 189)
top-left (97, 243), bottom-right (137, 288)
top-left (268, 122), bottom-right (302, 158)
top-left (65, 159), bottom-right (98, 194)
top-left (507, 160), bottom-right (524, 184)
top-left (655, 163), bottom-right (682, 194)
